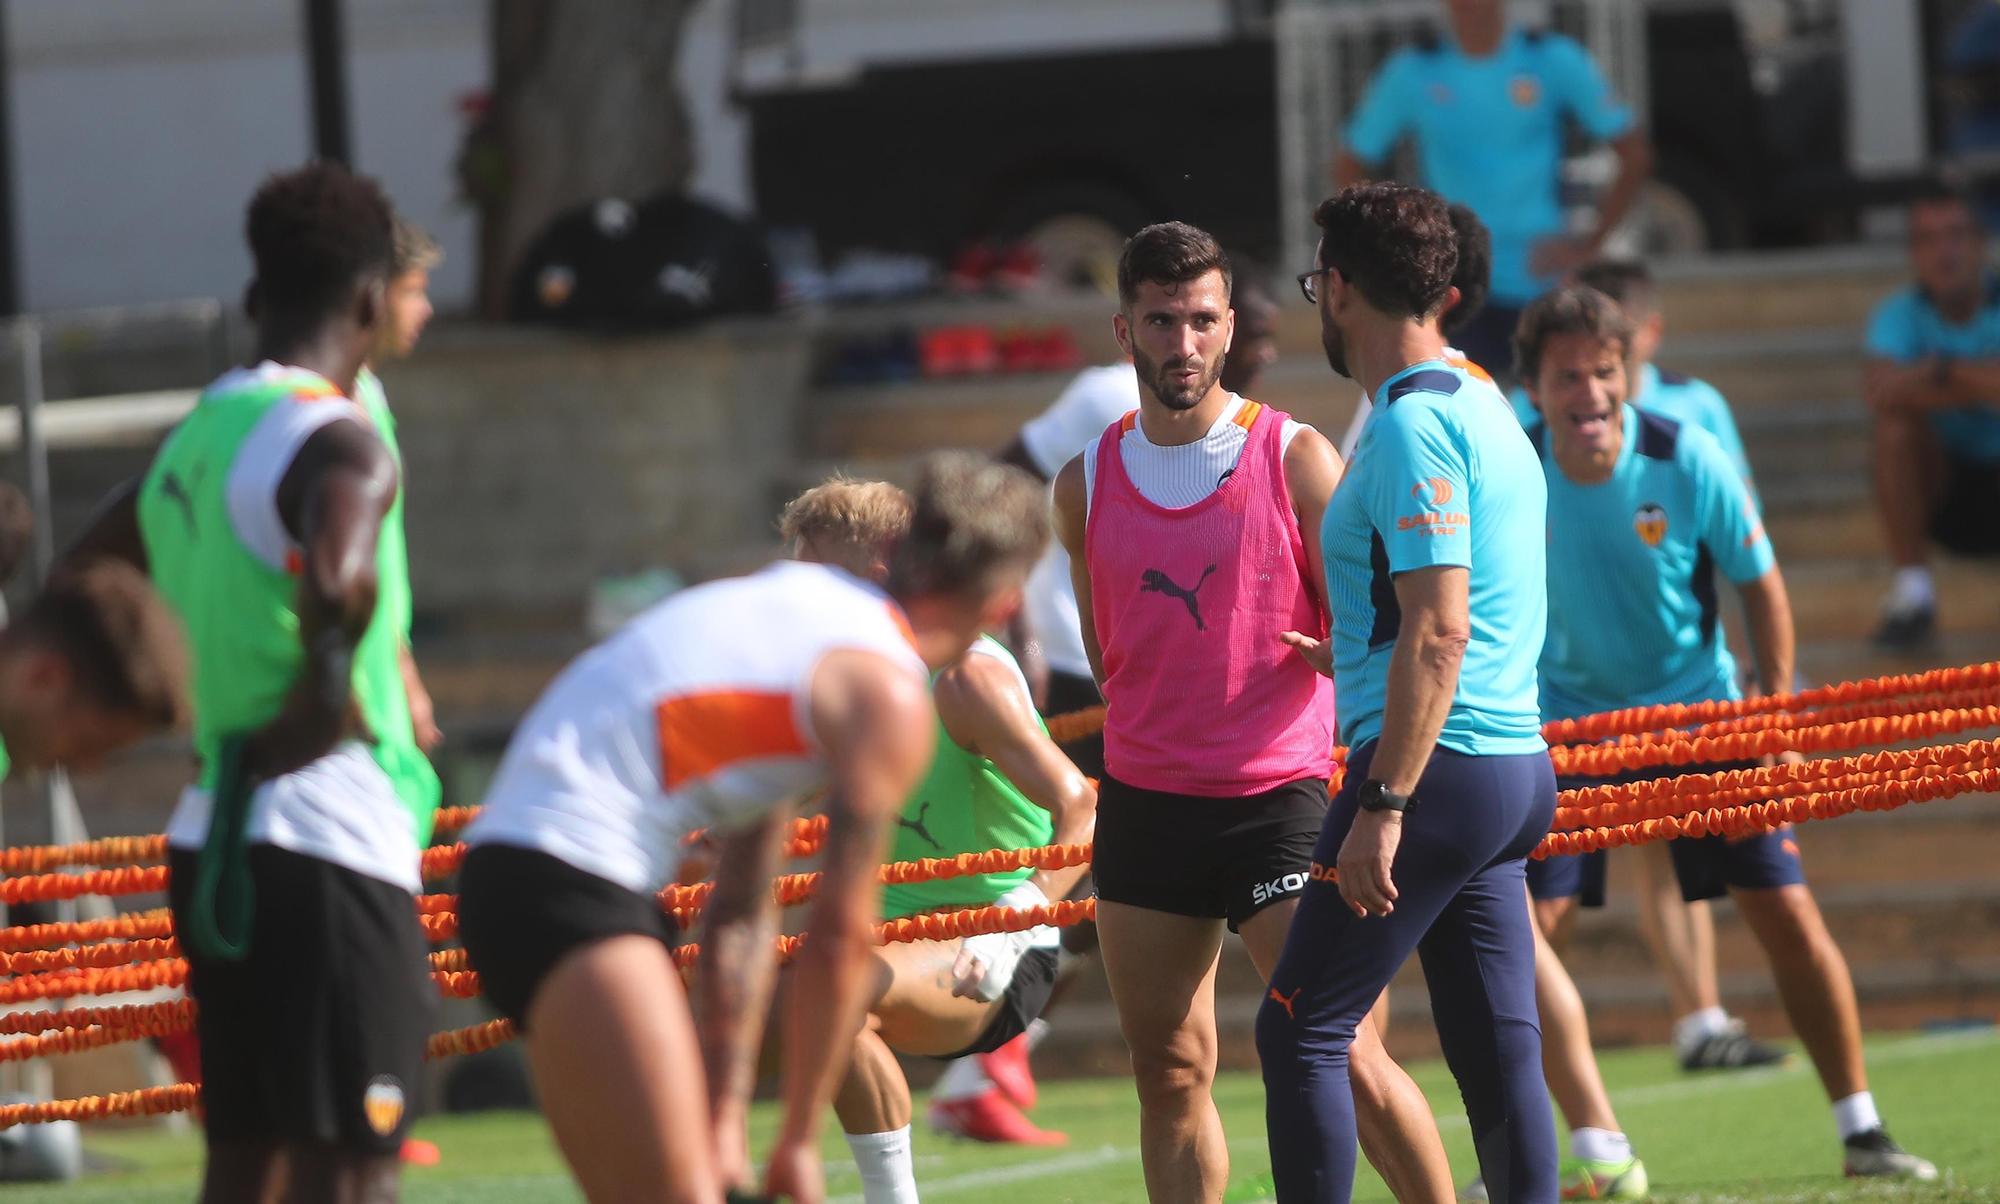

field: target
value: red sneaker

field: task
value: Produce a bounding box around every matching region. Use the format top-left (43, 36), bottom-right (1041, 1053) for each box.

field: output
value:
top-left (976, 1032), bottom-right (1038, 1111)
top-left (400, 1138), bottom-right (441, 1167)
top-left (927, 1089), bottom-right (1066, 1146)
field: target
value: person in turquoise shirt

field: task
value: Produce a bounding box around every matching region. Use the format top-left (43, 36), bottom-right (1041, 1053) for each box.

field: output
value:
top-left (1336, 0), bottom-right (1652, 379)
top-left (1507, 258), bottom-right (1760, 507)
top-left (0, 560), bottom-right (189, 778)
top-left (1261, 183), bottom-right (1557, 1204)
top-left (1862, 183), bottom-right (2000, 648)
top-left (1519, 285), bottom-right (1939, 1185)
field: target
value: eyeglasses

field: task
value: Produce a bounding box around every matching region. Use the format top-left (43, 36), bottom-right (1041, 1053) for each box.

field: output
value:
top-left (1296, 266), bottom-right (1335, 304)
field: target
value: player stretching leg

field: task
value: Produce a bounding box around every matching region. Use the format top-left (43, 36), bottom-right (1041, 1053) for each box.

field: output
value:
top-left (778, 478), bottom-right (1096, 1199)
top-left (459, 455), bottom-right (1047, 1204)
top-left (1517, 286), bottom-right (1938, 1184)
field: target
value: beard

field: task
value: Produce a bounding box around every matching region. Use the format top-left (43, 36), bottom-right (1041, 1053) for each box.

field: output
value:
top-left (1133, 345), bottom-right (1225, 411)
top-left (1321, 320), bottom-right (1352, 380)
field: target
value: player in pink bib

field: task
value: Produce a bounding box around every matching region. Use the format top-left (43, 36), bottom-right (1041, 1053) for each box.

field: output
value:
top-left (1051, 222), bottom-right (1453, 1204)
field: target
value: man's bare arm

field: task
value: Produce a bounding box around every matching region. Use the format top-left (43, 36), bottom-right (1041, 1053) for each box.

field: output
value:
top-left (695, 806), bottom-right (795, 1186)
top-left (936, 654), bottom-right (1096, 903)
top-left (1051, 454), bottom-right (1103, 686)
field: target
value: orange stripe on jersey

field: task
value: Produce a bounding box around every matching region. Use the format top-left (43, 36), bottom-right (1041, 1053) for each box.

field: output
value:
top-left (1119, 411), bottom-right (1139, 434)
top-left (1445, 351), bottom-right (1494, 385)
top-left (1232, 400), bottom-right (1264, 430)
top-left (288, 381), bottom-right (347, 404)
top-left (657, 691), bottom-right (807, 790)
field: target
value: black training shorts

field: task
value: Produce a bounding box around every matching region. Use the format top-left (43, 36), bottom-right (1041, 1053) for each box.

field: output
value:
top-left (169, 845), bottom-right (435, 1154)
top-left (1091, 773), bottom-right (1328, 932)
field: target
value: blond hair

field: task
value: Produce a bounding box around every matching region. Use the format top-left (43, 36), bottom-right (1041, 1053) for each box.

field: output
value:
top-left (779, 476), bottom-right (912, 579)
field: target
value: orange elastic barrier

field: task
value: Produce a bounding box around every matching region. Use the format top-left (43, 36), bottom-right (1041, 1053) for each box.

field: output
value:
top-left (1549, 702), bottom-right (2000, 778)
top-left (0, 834), bottom-right (168, 877)
top-left (0, 865), bottom-right (169, 907)
top-left (0, 1010), bottom-right (196, 1065)
top-left (0, 1083), bottom-right (203, 1129)
top-left (0, 908), bottom-right (174, 953)
top-left (0, 937), bottom-right (180, 977)
top-left (427, 1017), bottom-right (516, 1059)
top-left (1553, 740), bottom-right (2000, 829)
top-left (1044, 705), bottom-right (1107, 746)
top-left (0, 998), bottom-right (195, 1040)
top-left (1578, 684), bottom-right (2000, 752)
top-left (1537, 763), bottom-right (2000, 859)
top-left (1543, 660), bottom-right (2000, 745)
top-left (662, 841), bottom-right (1095, 913)
top-left (0, 960), bottom-right (188, 1006)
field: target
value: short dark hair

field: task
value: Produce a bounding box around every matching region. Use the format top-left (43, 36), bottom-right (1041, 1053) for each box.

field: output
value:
top-left (1314, 184), bottom-right (1458, 320)
top-left (1513, 286), bottom-right (1635, 385)
top-left (1441, 204), bottom-right (1491, 340)
top-left (1574, 258), bottom-right (1658, 319)
top-left (17, 559), bottom-right (190, 728)
top-left (887, 453), bottom-right (1048, 600)
top-left (246, 163), bottom-right (395, 320)
top-left (1117, 222), bottom-right (1233, 308)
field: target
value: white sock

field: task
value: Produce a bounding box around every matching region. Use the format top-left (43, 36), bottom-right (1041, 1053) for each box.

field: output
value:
top-left (844, 1126), bottom-right (920, 1204)
top-left (930, 1053), bottom-right (991, 1103)
top-left (1833, 1091), bottom-right (1882, 1141)
top-left (1887, 567), bottom-right (1935, 614)
top-left (1025, 1018), bottom-right (1050, 1051)
top-left (1571, 1127), bottom-right (1634, 1164)
top-left (1673, 1006), bottom-right (1731, 1050)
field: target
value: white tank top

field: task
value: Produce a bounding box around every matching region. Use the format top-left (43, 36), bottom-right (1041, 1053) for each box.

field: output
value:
top-left (464, 560), bottom-right (927, 893)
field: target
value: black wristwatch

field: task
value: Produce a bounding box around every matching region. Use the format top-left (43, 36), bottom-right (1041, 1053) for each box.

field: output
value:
top-left (1358, 779), bottom-right (1414, 814)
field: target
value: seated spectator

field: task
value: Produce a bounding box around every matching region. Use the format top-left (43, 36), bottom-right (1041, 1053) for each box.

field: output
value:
top-left (1862, 182), bottom-right (2000, 649)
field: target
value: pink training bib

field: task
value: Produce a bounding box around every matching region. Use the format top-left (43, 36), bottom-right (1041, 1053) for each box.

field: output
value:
top-left (1085, 401), bottom-right (1335, 797)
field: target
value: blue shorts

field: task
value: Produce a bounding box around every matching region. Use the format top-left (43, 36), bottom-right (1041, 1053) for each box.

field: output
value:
top-left (1531, 760), bottom-right (1807, 905)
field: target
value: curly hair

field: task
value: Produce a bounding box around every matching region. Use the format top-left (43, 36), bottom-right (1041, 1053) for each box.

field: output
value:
top-left (1511, 286), bottom-right (1634, 386)
top-left (1442, 203), bottom-right (1491, 340)
top-left (1117, 222), bottom-right (1233, 308)
top-left (246, 162), bottom-right (395, 320)
top-left (1313, 184), bottom-right (1457, 320)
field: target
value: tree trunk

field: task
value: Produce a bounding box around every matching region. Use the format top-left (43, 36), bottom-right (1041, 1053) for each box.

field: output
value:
top-left (469, 0), bottom-right (701, 318)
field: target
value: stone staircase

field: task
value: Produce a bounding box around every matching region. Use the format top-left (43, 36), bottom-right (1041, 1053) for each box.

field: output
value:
top-left (794, 246), bottom-right (2000, 1073)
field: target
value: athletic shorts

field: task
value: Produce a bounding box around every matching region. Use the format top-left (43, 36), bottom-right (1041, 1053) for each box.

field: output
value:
top-left (936, 947), bottom-right (1060, 1060)
top-left (1531, 759), bottom-right (1807, 905)
top-left (1931, 454), bottom-right (2000, 556)
top-left (168, 845), bottom-right (435, 1154)
top-left (1524, 846), bottom-right (1608, 906)
top-left (1091, 773), bottom-right (1328, 932)
top-left (457, 844), bottom-right (677, 1028)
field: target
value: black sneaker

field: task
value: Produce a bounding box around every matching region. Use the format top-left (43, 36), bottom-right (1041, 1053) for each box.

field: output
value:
top-left (1843, 1128), bottom-right (1939, 1181)
top-left (1678, 1027), bottom-right (1791, 1071)
top-left (1872, 604), bottom-right (1936, 651)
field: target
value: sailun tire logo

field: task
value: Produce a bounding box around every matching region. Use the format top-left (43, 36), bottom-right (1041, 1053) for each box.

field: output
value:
top-left (1410, 476), bottom-right (1454, 506)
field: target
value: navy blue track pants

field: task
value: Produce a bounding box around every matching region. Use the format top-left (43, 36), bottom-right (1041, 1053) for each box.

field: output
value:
top-left (1256, 740), bottom-right (1559, 1204)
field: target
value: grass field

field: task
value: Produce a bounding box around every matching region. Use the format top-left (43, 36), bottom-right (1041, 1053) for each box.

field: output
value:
top-left (17, 1028), bottom-right (1998, 1203)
